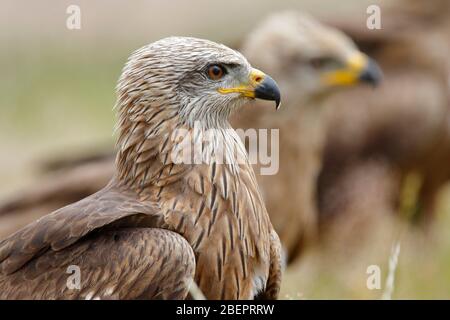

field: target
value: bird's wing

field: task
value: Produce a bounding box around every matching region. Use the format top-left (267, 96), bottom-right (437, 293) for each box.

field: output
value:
top-left (0, 183), bottom-right (163, 275)
top-left (0, 227), bottom-right (195, 299)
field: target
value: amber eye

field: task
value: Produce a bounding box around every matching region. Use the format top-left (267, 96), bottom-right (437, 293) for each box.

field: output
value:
top-left (207, 64), bottom-right (226, 80)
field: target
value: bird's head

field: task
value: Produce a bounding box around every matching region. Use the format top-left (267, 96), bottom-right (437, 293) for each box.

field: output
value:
top-left (116, 37), bottom-right (280, 130)
top-left (242, 12), bottom-right (382, 105)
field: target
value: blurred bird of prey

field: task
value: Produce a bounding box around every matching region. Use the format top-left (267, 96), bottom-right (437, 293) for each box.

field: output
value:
top-left (317, 0), bottom-right (450, 241)
top-left (234, 11), bottom-right (381, 263)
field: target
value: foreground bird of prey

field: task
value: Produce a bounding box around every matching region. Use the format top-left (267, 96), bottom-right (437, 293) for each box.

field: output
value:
top-left (0, 37), bottom-right (283, 299)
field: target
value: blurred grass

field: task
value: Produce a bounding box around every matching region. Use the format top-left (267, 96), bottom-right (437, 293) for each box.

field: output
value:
top-left (280, 184), bottom-right (450, 299)
top-left (0, 47), bottom-right (121, 194)
top-left (1, 48), bottom-right (117, 135)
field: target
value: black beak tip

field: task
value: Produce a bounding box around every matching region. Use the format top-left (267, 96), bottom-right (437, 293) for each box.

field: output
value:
top-left (254, 75), bottom-right (281, 110)
top-left (359, 59), bottom-right (383, 87)
top-left (275, 97), bottom-right (281, 110)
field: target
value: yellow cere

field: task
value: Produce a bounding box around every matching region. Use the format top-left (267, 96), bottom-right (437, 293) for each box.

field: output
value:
top-left (322, 52), bottom-right (368, 86)
top-left (218, 68), bottom-right (266, 98)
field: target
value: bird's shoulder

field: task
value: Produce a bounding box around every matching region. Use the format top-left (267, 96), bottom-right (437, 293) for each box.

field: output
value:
top-left (0, 182), bottom-right (162, 275)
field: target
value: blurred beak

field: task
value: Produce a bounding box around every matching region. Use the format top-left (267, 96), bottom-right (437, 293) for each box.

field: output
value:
top-left (218, 68), bottom-right (281, 110)
top-left (322, 52), bottom-right (382, 87)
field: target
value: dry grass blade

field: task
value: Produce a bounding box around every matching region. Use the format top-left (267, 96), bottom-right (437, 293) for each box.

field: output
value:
top-left (189, 280), bottom-right (206, 300)
top-left (381, 241), bottom-right (401, 300)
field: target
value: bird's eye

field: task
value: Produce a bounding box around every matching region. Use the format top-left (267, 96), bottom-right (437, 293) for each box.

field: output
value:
top-left (309, 57), bottom-right (334, 69)
top-left (207, 64), bottom-right (226, 80)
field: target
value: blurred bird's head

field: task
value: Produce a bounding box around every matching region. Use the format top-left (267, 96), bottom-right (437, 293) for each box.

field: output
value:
top-left (242, 12), bottom-right (382, 105)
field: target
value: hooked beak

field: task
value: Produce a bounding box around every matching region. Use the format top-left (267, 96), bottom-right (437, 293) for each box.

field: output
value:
top-left (322, 52), bottom-right (382, 87)
top-left (218, 68), bottom-right (281, 110)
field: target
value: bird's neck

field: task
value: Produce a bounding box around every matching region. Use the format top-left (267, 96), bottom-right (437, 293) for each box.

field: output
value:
top-left (113, 106), bottom-right (273, 300)
top-left (114, 112), bottom-right (249, 192)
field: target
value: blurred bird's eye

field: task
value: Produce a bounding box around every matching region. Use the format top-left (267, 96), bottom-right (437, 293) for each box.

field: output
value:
top-left (207, 64), bottom-right (226, 80)
top-left (309, 57), bottom-right (334, 69)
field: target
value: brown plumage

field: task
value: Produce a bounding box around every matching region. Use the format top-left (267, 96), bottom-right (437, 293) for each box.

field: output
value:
top-left (0, 37), bottom-right (282, 299)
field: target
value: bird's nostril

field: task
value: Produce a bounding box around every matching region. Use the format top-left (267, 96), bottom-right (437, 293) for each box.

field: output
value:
top-left (254, 76), bottom-right (263, 83)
